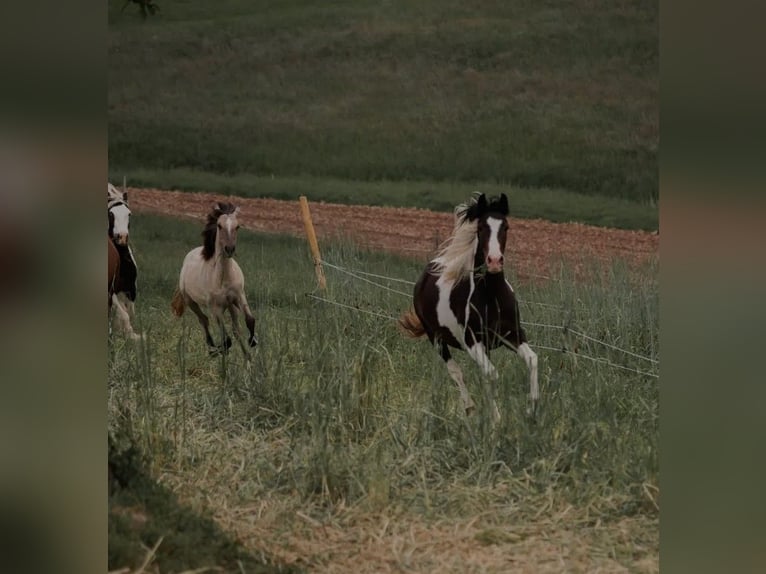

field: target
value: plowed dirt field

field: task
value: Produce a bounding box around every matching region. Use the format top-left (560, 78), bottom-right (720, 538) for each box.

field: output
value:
top-left (129, 187), bottom-right (658, 279)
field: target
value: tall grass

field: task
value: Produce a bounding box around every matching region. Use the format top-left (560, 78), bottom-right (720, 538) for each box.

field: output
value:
top-left (109, 214), bottom-right (658, 570)
top-left (108, 0), bottom-right (658, 219)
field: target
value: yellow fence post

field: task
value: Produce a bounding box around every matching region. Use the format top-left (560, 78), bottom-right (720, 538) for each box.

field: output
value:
top-left (299, 195), bottom-right (327, 290)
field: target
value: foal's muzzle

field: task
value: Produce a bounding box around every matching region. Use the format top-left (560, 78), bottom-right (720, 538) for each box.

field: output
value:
top-left (224, 245), bottom-right (236, 257)
top-left (113, 233), bottom-right (128, 246)
top-left (486, 255), bottom-right (504, 273)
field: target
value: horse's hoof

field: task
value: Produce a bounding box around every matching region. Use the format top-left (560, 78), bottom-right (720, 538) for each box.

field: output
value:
top-left (224, 336), bottom-right (232, 350)
top-left (465, 405), bottom-right (476, 417)
top-left (248, 335), bottom-right (258, 348)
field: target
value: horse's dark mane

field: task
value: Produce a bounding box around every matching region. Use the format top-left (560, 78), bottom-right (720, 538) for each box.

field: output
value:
top-left (202, 202), bottom-right (237, 260)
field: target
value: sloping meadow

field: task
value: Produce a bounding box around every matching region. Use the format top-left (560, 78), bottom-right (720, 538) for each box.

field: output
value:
top-left (109, 213), bottom-right (658, 571)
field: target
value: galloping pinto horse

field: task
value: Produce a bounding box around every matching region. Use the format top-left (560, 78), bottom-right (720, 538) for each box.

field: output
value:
top-left (171, 202), bottom-right (257, 359)
top-left (399, 193), bottom-right (539, 420)
top-left (108, 182), bottom-right (140, 339)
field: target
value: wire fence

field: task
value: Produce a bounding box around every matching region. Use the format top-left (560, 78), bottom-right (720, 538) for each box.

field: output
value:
top-left (312, 259), bottom-right (659, 380)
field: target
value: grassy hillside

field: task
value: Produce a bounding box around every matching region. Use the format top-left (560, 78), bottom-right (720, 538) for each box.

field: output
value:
top-left (108, 214), bottom-right (659, 570)
top-left (108, 0), bottom-right (658, 227)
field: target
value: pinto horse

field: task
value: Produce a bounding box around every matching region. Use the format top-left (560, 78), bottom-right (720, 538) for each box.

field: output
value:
top-left (108, 182), bottom-right (140, 339)
top-left (171, 202), bottom-right (257, 360)
top-left (399, 193), bottom-right (539, 420)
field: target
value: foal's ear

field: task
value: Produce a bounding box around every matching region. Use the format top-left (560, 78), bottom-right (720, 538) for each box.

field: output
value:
top-left (234, 206), bottom-right (241, 216)
top-left (466, 193), bottom-right (487, 221)
top-left (498, 193), bottom-right (509, 216)
top-left (123, 191), bottom-right (128, 202)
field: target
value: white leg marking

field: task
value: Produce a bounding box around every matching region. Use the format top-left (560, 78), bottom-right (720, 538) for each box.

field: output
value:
top-left (517, 342), bottom-right (539, 401)
top-left (467, 342), bottom-right (502, 422)
top-left (112, 294), bottom-right (140, 340)
top-left (467, 342), bottom-right (498, 379)
top-left (446, 359), bottom-right (475, 413)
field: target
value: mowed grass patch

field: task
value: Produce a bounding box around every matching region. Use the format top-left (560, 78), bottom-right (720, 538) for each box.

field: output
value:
top-left (108, 0), bottom-right (658, 207)
top-left (109, 213), bottom-right (658, 571)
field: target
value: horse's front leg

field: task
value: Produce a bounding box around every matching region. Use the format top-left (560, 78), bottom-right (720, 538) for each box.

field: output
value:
top-left (500, 339), bottom-right (539, 417)
top-left (238, 294), bottom-right (257, 348)
top-left (187, 300), bottom-right (229, 355)
top-left (438, 341), bottom-right (475, 415)
top-left (227, 303), bottom-right (250, 360)
top-left (466, 341), bottom-right (501, 423)
top-left (516, 342), bottom-right (539, 415)
top-left (210, 304), bottom-right (233, 355)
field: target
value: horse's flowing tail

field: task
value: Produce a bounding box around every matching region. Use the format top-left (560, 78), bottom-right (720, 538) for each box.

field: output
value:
top-left (171, 288), bottom-right (185, 317)
top-left (398, 308), bottom-right (426, 338)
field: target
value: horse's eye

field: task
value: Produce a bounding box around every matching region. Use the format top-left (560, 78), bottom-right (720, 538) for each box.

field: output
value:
top-left (217, 224), bottom-right (222, 229)
top-left (236, 225), bottom-right (241, 230)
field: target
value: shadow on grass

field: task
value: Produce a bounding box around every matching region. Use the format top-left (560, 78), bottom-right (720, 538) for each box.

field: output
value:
top-left (109, 436), bottom-right (300, 574)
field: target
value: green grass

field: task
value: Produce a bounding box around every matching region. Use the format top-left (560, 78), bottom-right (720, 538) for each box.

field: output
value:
top-left (108, 0), bottom-right (658, 225)
top-left (108, 213), bottom-right (658, 570)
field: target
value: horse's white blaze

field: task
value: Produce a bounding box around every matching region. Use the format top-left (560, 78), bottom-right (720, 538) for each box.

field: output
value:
top-left (110, 204), bottom-right (131, 241)
top-left (225, 216), bottom-right (236, 234)
top-left (486, 217), bottom-right (504, 263)
top-left (517, 342), bottom-right (539, 401)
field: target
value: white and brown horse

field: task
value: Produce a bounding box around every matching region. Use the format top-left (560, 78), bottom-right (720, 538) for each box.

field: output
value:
top-left (108, 182), bottom-right (140, 339)
top-left (171, 202), bottom-right (257, 360)
top-left (399, 193), bottom-right (538, 420)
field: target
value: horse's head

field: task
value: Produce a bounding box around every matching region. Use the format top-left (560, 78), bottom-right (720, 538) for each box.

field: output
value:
top-left (207, 202), bottom-right (240, 258)
top-left (108, 184), bottom-right (131, 246)
top-left (467, 193), bottom-right (509, 274)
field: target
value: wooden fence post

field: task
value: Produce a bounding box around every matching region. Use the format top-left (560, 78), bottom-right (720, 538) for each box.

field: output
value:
top-left (299, 195), bottom-right (327, 290)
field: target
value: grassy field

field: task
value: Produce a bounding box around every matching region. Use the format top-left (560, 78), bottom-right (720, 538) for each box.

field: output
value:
top-left (108, 0), bottom-right (658, 228)
top-left (108, 214), bottom-right (658, 572)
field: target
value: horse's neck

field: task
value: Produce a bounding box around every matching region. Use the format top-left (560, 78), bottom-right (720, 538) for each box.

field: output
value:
top-left (211, 249), bottom-right (235, 284)
top-left (473, 271), bottom-right (506, 299)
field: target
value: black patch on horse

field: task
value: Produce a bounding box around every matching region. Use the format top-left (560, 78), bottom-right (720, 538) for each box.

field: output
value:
top-left (201, 202), bottom-right (237, 260)
top-left (114, 244), bottom-right (138, 302)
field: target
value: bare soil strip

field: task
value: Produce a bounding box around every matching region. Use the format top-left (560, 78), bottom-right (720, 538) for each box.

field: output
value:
top-left (128, 188), bottom-right (658, 280)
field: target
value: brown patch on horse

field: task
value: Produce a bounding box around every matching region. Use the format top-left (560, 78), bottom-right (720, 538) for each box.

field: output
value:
top-left (170, 288), bottom-right (185, 317)
top-left (201, 202), bottom-right (237, 260)
top-left (398, 308), bottom-right (426, 338)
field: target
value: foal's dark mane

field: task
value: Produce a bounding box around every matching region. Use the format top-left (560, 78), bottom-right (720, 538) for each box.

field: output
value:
top-left (202, 202), bottom-right (237, 260)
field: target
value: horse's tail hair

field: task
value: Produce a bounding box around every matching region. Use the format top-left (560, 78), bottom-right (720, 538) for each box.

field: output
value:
top-left (398, 308), bottom-right (425, 338)
top-left (171, 288), bottom-right (185, 317)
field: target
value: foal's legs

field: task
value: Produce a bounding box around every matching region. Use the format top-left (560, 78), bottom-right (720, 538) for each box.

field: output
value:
top-left (438, 341), bottom-right (475, 415)
top-left (209, 304), bottom-right (233, 355)
top-left (238, 294), bottom-right (257, 348)
top-left (112, 294), bottom-right (141, 340)
top-left (227, 303), bottom-right (251, 359)
top-left (187, 300), bottom-right (230, 354)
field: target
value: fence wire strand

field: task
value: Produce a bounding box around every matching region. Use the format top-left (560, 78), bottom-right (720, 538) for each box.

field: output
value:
top-left (316, 260), bottom-right (659, 378)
